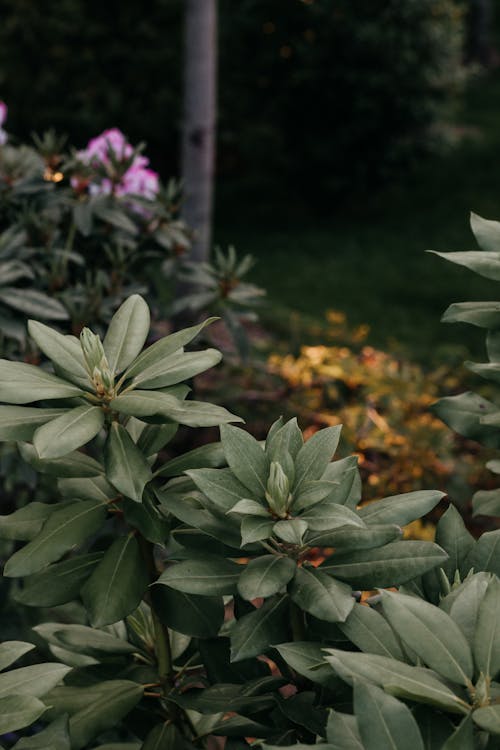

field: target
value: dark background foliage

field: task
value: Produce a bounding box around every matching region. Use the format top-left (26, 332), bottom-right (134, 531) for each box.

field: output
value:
top-left (0, 0), bottom-right (464, 201)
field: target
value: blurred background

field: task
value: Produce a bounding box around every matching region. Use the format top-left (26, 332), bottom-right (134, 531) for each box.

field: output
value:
top-left (2, 0), bottom-right (500, 518)
top-left (2, 0), bottom-right (500, 359)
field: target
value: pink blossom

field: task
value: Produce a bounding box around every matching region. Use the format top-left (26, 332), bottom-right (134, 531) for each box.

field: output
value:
top-left (0, 101), bottom-right (7, 145)
top-left (75, 128), bottom-right (159, 202)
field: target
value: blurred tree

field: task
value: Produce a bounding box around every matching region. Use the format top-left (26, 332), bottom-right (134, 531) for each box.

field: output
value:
top-left (466, 0), bottom-right (493, 64)
top-left (181, 0), bottom-right (217, 264)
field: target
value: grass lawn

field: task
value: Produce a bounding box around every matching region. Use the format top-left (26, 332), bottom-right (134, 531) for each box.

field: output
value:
top-left (215, 73), bottom-right (500, 363)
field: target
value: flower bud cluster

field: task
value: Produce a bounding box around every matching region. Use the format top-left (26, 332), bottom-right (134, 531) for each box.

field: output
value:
top-left (80, 328), bottom-right (115, 400)
top-left (265, 461), bottom-right (291, 518)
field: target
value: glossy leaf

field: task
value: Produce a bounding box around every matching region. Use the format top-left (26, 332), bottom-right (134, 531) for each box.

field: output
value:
top-left (123, 317), bottom-right (217, 380)
top-left (324, 650), bottom-right (469, 714)
top-left (0, 642), bottom-right (35, 672)
top-left (339, 603), bottom-right (406, 660)
top-left (430, 250), bottom-right (500, 281)
top-left (442, 301), bottom-right (500, 329)
top-left (275, 642), bottom-right (339, 689)
top-left (289, 565), bottom-right (354, 623)
top-left (156, 557), bottom-right (242, 596)
top-left (0, 405), bottom-right (67, 442)
top-left (15, 553), bottom-right (104, 607)
top-left (0, 663), bottom-right (71, 698)
top-left (130, 348), bottom-right (222, 389)
top-left (354, 680), bottom-right (424, 750)
top-left (187, 467), bottom-right (257, 511)
top-left (474, 576), bottom-right (500, 679)
top-left (0, 360), bottom-right (84, 403)
top-left (230, 594), bottom-right (289, 662)
top-left (13, 715), bottom-right (70, 750)
top-left (435, 505), bottom-right (474, 579)
top-left (28, 320), bottom-right (88, 386)
top-left (33, 405), bottom-right (104, 459)
top-left (380, 591), bottom-right (473, 686)
top-left (293, 426), bottom-right (342, 494)
top-left (320, 541), bottom-right (448, 589)
top-left (467, 530), bottom-right (500, 576)
top-left (82, 535), bottom-right (149, 627)
top-left (19, 442), bottom-right (103, 477)
top-left (0, 502), bottom-right (54, 541)
top-left (325, 710), bottom-right (363, 750)
top-left (220, 424), bottom-right (269, 496)
top-left (4, 499), bottom-right (107, 577)
top-left (151, 585), bottom-right (224, 638)
top-left (103, 294), bottom-right (150, 374)
top-left (105, 422), bottom-right (152, 501)
top-left (238, 556), bottom-right (296, 601)
top-left (359, 490), bottom-right (444, 526)
top-left (0, 695), bottom-right (46, 735)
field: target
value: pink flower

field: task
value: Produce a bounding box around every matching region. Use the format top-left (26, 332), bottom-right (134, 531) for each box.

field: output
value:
top-left (0, 101), bottom-right (8, 146)
top-left (74, 127), bottom-right (160, 203)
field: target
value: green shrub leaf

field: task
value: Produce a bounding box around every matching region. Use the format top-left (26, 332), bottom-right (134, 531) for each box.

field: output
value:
top-left (220, 424), bottom-right (270, 496)
top-left (354, 680), bottom-right (424, 750)
top-left (238, 556), bottom-right (296, 601)
top-left (156, 557), bottom-right (242, 596)
top-left (0, 406), bottom-right (68, 442)
top-left (0, 695), bottom-right (47, 735)
top-left (82, 535), bottom-right (149, 627)
top-left (15, 553), bottom-right (104, 607)
top-left (4, 499), bottom-right (107, 577)
top-left (105, 423), bottom-right (152, 502)
top-left (0, 663), bottom-right (71, 698)
top-left (293, 426), bottom-right (342, 495)
top-left (338, 602), bottom-right (406, 660)
top-left (103, 295), bottom-right (150, 374)
top-left (0, 360), bottom-right (84, 403)
top-left (359, 490), bottom-right (444, 526)
top-left (230, 594), bottom-right (289, 662)
top-left (473, 576), bottom-right (500, 680)
top-left (33, 405), bottom-right (104, 459)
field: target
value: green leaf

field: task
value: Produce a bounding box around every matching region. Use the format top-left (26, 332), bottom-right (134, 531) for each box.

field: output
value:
top-left (112, 391), bottom-right (242, 427)
top-left (441, 301), bottom-right (500, 329)
top-left (123, 317), bottom-right (217, 380)
top-left (68, 680), bottom-right (143, 750)
top-left (220, 424), bottom-right (270, 496)
top-left (289, 565), bottom-right (354, 623)
top-left (0, 360), bottom-right (84, 403)
top-left (238, 556), bottom-right (296, 601)
top-left (0, 502), bottom-right (54, 541)
top-left (467, 530), bottom-right (500, 576)
top-left (141, 723), bottom-right (181, 750)
top-left (274, 642), bottom-right (339, 689)
top-left (354, 680), bottom-right (424, 750)
top-left (0, 663), bottom-right (71, 698)
top-left (326, 710), bottom-right (363, 750)
top-left (412, 707), bottom-right (454, 750)
top-left (320, 541), bottom-right (448, 589)
top-left (359, 491), bottom-right (444, 526)
top-left (306, 524), bottom-right (402, 551)
top-left (444, 572), bottom-right (490, 643)
top-left (19, 442), bottom-right (103, 477)
top-left (81, 535), bottom-right (149, 627)
top-left (241, 516), bottom-right (275, 546)
top-left (12, 715), bottom-right (70, 750)
top-left (137, 422), bottom-right (178, 457)
top-left (186, 467), bottom-right (253, 511)
top-left (473, 489), bottom-right (500, 517)
top-left (33, 405), bottom-right (104, 459)
top-left (435, 505), bottom-right (475, 580)
top-left (299, 501), bottom-right (365, 532)
top-left (105, 422), bottom-right (152, 502)
top-left (432, 392), bottom-right (500, 446)
top-left (156, 557), bottom-right (242, 596)
top-left (324, 650), bottom-right (469, 715)
top-left (0, 642), bottom-right (35, 672)
top-left (40, 624), bottom-right (136, 657)
top-left (58, 475), bottom-right (117, 503)
top-left (122, 496), bottom-right (168, 544)
top-left (151, 586), bottom-right (224, 638)
top-left (273, 519), bottom-right (308, 544)
top-left (130, 348), bottom-right (222, 389)
top-left (430, 249), bottom-right (500, 281)
top-left (4, 499), bottom-right (107, 577)
top-left (0, 406), bottom-right (68, 441)
top-left (380, 591), bottom-right (473, 686)
top-left (0, 695), bottom-right (46, 735)
top-left (293, 426), bottom-right (342, 495)
top-left (470, 211), bottom-right (500, 251)
top-left (266, 417), bottom-right (303, 462)
top-left (15, 553), bottom-right (104, 607)
top-left (156, 441), bottom-right (224, 478)
top-left (230, 594), bottom-right (289, 662)
top-left (474, 576), bottom-right (500, 680)
top-left (441, 715), bottom-right (473, 749)
top-left (0, 288), bottom-right (68, 320)
top-left (339, 603), bottom-right (406, 660)
top-left (28, 320), bottom-right (88, 386)
top-left (472, 704), bottom-right (500, 735)
top-left (103, 295), bottom-right (150, 374)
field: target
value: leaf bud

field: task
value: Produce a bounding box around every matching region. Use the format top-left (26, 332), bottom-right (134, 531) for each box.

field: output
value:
top-left (265, 461), bottom-right (291, 517)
